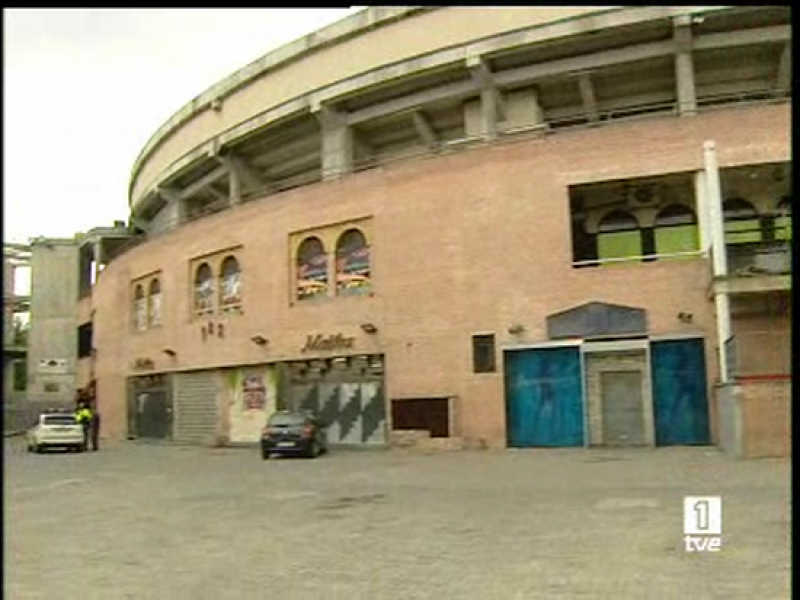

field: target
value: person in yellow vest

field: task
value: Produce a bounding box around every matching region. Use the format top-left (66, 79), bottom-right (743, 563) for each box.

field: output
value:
top-left (75, 401), bottom-right (93, 451)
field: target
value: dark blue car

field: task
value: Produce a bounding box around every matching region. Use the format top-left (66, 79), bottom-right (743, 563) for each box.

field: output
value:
top-left (261, 411), bottom-right (328, 459)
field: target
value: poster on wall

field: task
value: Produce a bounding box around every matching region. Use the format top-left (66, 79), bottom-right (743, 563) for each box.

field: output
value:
top-left (228, 366), bottom-right (277, 443)
top-left (242, 375), bottom-right (266, 411)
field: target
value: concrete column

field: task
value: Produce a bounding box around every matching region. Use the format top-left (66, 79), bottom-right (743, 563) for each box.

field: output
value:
top-left (93, 240), bottom-right (103, 282)
top-left (674, 16), bottom-right (697, 115)
top-left (316, 105), bottom-right (353, 180)
top-left (704, 141), bottom-right (727, 276)
top-left (694, 170), bottom-right (710, 254)
top-left (480, 88), bottom-right (499, 141)
top-left (530, 87), bottom-right (545, 127)
top-left (229, 169), bottom-right (242, 205)
top-left (704, 140), bottom-right (732, 383)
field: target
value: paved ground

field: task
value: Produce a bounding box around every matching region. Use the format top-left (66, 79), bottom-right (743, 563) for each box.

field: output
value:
top-left (4, 438), bottom-right (791, 600)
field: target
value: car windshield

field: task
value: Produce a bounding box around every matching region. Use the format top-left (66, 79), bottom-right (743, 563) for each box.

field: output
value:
top-left (43, 415), bottom-right (77, 426)
top-left (268, 413), bottom-right (307, 426)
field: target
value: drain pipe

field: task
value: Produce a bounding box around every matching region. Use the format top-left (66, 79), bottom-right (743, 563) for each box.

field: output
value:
top-left (703, 140), bottom-right (731, 383)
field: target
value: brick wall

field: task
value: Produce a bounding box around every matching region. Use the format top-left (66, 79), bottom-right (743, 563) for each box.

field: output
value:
top-left (740, 380), bottom-right (791, 458)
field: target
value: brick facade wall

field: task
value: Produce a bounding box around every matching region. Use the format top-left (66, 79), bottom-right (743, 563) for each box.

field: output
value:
top-left (91, 104), bottom-right (789, 446)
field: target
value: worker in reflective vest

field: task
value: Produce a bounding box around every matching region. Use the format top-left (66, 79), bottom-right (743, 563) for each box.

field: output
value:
top-left (75, 402), bottom-right (93, 451)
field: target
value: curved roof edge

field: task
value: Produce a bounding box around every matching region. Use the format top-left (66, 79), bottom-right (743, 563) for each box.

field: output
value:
top-left (129, 7), bottom-right (434, 196)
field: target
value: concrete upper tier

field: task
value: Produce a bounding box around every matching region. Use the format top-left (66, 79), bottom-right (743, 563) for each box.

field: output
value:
top-left (128, 5), bottom-right (790, 221)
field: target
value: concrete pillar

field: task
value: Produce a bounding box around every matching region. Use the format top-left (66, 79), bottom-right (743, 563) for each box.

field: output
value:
top-left (694, 170), bottom-right (710, 254)
top-left (704, 141), bottom-right (727, 276)
top-left (316, 105), bottom-right (353, 180)
top-left (704, 140), bottom-right (732, 383)
top-left (674, 17), bottom-right (697, 115)
top-left (229, 169), bottom-right (242, 205)
top-left (480, 88), bottom-right (499, 141)
top-left (530, 87), bottom-right (545, 126)
top-left (93, 240), bottom-right (103, 282)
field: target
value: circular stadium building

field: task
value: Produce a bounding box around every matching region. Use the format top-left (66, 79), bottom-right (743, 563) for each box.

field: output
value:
top-left (77, 6), bottom-right (791, 455)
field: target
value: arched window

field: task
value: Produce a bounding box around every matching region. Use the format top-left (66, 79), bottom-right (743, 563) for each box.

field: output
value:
top-left (134, 284), bottom-right (147, 331)
top-left (194, 263), bottom-right (215, 314)
top-left (148, 279), bottom-right (162, 327)
top-left (597, 210), bottom-right (642, 263)
top-left (296, 237), bottom-right (328, 301)
top-left (654, 204), bottom-right (699, 257)
top-left (775, 196), bottom-right (791, 241)
top-left (335, 228), bottom-right (371, 295)
top-left (723, 198), bottom-right (761, 245)
top-left (219, 256), bottom-right (242, 312)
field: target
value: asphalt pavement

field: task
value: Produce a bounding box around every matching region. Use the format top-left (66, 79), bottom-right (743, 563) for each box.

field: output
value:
top-left (3, 439), bottom-right (791, 600)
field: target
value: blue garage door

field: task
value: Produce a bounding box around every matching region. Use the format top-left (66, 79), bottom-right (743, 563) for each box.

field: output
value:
top-left (505, 347), bottom-right (584, 447)
top-left (651, 338), bottom-right (710, 445)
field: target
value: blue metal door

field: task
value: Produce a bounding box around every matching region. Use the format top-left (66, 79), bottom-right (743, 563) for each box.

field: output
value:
top-left (505, 347), bottom-right (584, 447)
top-left (651, 338), bottom-right (710, 445)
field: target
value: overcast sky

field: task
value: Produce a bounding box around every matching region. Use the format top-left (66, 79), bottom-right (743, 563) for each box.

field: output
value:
top-left (3, 8), bottom-right (363, 246)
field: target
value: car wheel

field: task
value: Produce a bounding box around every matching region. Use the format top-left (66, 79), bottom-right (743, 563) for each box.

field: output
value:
top-left (34, 444), bottom-right (43, 454)
top-left (261, 449), bottom-right (270, 460)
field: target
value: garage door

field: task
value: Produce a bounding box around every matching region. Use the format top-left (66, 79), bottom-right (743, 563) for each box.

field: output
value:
top-left (651, 338), bottom-right (710, 445)
top-left (174, 370), bottom-right (219, 445)
top-left (505, 347), bottom-right (585, 447)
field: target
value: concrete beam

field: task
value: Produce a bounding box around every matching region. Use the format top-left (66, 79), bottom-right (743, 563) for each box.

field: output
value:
top-left (205, 184), bottom-right (229, 203)
top-left (712, 274), bottom-right (791, 296)
top-left (692, 25), bottom-right (791, 52)
top-left (177, 165), bottom-right (229, 200)
top-left (411, 111), bottom-right (439, 148)
top-left (346, 80), bottom-right (476, 126)
top-left (673, 18), bottom-right (696, 116)
top-left (576, 73), bottom-right (599, 123)
top-left (495, 40), bottom-right (675, 88)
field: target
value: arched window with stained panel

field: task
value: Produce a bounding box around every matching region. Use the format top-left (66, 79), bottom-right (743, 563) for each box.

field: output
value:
top-left (296, 237), bottom-right (328, 301)
top-left (194, 263), bottom-right (215, 315)
top-left (148, 279), bottom-right (162, 327)
top-left (219, 256), bottom-right (242, 313)
top-left (335, 228), bottom-right (371, 296)
top-left (134, 284), bottom-right (147, 331)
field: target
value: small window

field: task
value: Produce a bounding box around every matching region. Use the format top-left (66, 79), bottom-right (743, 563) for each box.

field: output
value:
top-left (77, 322), bottom-right (93, 358)
top-left (472, 334), bottom-right (496, 373)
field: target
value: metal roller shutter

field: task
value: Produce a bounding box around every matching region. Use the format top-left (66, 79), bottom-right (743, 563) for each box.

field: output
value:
top-left (174, 370), bottom-right (219, 445)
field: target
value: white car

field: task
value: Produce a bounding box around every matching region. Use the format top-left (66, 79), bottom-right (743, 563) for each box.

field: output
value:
top-left (27, 412), bottom-right (85, 453)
